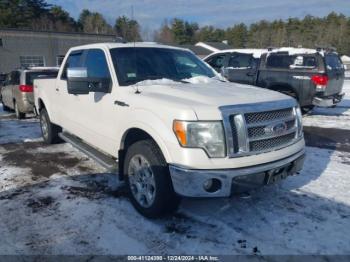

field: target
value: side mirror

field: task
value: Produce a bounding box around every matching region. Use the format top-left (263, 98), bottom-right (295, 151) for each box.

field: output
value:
top-left (67, 67), bottom-right (111, 95)
top-left (67, 68), bottom-right (89, 95)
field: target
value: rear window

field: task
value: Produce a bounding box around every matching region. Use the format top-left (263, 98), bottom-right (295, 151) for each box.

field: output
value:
top-left (26, 71), bottom-right (58, 85)
top-left (266, 54), bottom-right (294, 69)
top-left (325, 54), bottom-right (343, 71)
top-left (267, 54), bottom-right (318, 69)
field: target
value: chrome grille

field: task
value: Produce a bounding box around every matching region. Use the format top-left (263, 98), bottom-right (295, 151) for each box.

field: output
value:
top-left (222, 101), bottom-right (300, 157)
top-left (245, 108), bottom-right (297, 153)
top-left (250, 133), bottom-right (296, 152)
top-left (245, 108), bottom-right (293, 124)
top-left (247, 119), bottom-right (296, 139)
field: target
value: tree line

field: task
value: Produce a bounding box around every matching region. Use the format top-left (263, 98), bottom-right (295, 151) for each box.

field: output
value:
top-left (1, 1), bottom-right (350, 55)
top-left (0, 0), bottom-right (141, 41)
top-left (155, 13), bottom-right (350, 55)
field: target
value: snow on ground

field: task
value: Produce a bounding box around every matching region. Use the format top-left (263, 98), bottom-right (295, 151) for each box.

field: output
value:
top-left (0, 107), bottom-right (41, 144)
top-left (303, 80), bottom-right (350, 130)
top-left (0, 95), bottom-right (350, 255)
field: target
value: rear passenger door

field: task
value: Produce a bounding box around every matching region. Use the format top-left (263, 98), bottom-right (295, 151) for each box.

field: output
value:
top-left (222, 53), bottom-right (257, 84)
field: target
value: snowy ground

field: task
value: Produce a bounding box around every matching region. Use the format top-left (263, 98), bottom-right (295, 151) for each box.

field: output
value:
top-left (0, 83), bottom-right (350, 255)
top-left (303, 81), bottom-right (350, 130)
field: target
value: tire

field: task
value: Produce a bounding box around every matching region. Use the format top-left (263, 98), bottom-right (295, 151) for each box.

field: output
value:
top-left (40, 108), bottom-right (62, 144)
top-left (14, 101), bottom-right (25, 119)
top-left (124, 139), bottom-right (181, 218)
top-left (2, 104), bottom-right (11, 112)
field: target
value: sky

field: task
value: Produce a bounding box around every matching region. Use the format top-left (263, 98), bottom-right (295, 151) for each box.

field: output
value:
top-left (47, 0), bottom-right (350, 36)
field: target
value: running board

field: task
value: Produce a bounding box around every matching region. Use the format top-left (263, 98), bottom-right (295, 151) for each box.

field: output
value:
top-left (59, 132), bottom-right (118, 173)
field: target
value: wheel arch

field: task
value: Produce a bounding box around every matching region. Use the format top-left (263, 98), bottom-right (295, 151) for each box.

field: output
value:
top-left (118, 126), bottom-right (171, 181)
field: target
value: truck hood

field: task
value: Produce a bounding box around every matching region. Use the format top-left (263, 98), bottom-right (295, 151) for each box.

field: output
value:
top-left (136, 80), bottom-right (294, 119)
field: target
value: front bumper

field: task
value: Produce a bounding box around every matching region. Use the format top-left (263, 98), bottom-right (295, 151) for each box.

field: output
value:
top-left (169, 149), bottom-right (305, 197)
top-left (312, 92), bottom-right (345, 107)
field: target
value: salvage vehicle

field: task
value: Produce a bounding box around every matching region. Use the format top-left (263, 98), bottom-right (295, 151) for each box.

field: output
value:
top-left (34, 43), bottom-right (305, 218)
top-left (204, 47), bottom-right (345, 113)
top-left (1, 67), bottom-right (58, 118)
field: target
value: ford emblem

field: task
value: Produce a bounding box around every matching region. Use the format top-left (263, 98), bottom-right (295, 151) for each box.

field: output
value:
top-left (265, 122), bottom-right (287, 135)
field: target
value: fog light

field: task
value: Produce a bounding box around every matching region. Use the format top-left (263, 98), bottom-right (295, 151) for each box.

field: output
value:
top-left (203, 178), bottom-right (222, 193)
top-left (203, 179), bottom-right (213, 190)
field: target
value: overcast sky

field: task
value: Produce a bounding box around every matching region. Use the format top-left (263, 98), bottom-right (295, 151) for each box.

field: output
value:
top-left (47, 0), bottom-right (350, 33)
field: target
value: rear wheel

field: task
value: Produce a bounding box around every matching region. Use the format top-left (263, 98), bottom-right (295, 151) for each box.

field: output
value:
top-left (40, 108), bottom-right (62, 144)
top-left (124, 139), bottom-right (181, 218)
top-left (2, 104), bottom-right (11, 112)
top-left (14, 101), bottom-right (25, 119)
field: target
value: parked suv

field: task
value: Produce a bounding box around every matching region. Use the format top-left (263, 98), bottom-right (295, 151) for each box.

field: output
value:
top-left (34, 43), bottom-right (305, 218)
top-left (1, 67), bottom-right (58, 118)
top-left (0, 73), bottom-right (7, 103)
top-left (204, 48), bottom-right (345, 112)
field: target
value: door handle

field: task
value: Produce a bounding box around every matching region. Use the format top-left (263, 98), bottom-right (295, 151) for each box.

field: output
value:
top-left (114, 100), bottom-right (129, 107)
top-left (55, 88), bottom-right (59, 91)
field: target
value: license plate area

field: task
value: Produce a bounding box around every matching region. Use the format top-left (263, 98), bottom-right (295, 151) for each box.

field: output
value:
top-left (265, 165), bottom-right (290, 185)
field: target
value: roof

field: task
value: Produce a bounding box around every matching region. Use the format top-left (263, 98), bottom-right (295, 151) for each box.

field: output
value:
top-left (195, 41), bottom-right (231, 52)
top-left (268, 47), bottom-right (320, 55)
top-left (205, 49), bottom-right (268, 59)
top-left (341, 55), bottom-right (350, 62)
top-left (69, 42), bottom-right (189, 52)
top-left (201, 42), bottom-right (231, 50)
top-left (165, 44), bottom-right (212, 56)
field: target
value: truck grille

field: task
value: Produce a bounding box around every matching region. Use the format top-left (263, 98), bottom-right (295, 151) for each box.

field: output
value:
top-left (250, 132), bottom-right (296, 152)
top-left (245, 108), bottom-right (293, 124)
top-left (226, 106), bottom-right (299, 156)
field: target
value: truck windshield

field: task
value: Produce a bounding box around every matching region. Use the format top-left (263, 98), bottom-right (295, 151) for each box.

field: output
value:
top-left (110, 47), bottom-right (215, 86)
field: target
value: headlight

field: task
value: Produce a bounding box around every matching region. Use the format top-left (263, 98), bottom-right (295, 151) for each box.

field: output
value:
top-left (173, 120), bottom-right (226, 158)
top-left (295, 106), bottom-right (303, 137)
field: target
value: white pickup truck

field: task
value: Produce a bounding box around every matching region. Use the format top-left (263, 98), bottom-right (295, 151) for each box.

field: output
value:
top-left (34, 43), bottom-right (305, 218)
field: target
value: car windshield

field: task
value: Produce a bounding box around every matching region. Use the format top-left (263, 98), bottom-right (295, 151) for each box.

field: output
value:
top-left (26, 71), bottom-right (58, 85)
top-left (110, 47), bottom-right (216, 86)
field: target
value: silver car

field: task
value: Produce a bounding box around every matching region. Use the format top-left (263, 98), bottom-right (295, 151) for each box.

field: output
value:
top-left (1, 67), bottom-right (58, 119)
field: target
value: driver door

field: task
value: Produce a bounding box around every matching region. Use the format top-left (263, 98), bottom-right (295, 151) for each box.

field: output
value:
top-left (223, 53), bottom-right (257, 84)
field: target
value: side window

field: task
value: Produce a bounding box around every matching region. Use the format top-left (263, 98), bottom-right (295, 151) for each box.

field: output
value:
top-left (61, 51), bottom-right (83, 79)
top-left (266, 54), bottom-right (294, 69)
top-left (84, 49), bottom-right (111, 79)
top-left (10, 71), bottom-right (20, 85)
top-left (325, 54), bottom-right (343, 71)
top-left (228, 54), bottom-right (253, 68)
top-left (290, 55), bottom-right (317, 69)
top-left (207, 54), bottom-right (225, 69)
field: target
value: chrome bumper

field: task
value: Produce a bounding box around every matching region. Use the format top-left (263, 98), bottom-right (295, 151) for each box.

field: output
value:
top-left (312, 93), bottom-right (345, 107)
top-left (169, 149), bottom-right (305, 197)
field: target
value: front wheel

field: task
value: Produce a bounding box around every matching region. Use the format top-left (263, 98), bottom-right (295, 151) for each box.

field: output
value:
top-left (40, 108), bottom-right (62, 144)
top-left (124, 139), bottom-right (181, 218)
